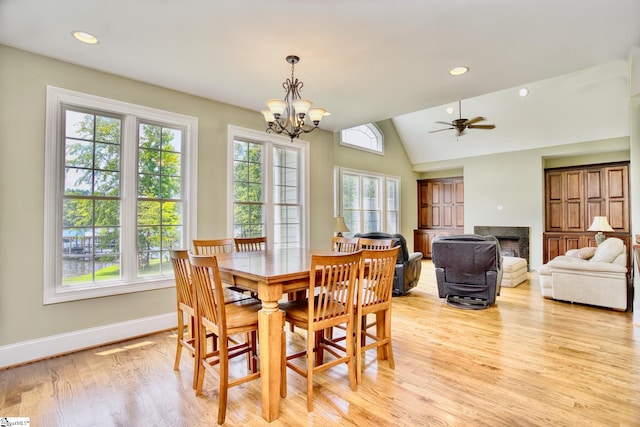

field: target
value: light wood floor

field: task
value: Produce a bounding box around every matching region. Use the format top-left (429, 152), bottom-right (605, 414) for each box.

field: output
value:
top-left (2, 261), bottom-right (639, 426)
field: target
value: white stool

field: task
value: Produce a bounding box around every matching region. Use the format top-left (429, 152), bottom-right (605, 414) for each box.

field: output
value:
top-left (502, 256), bottom-right (528, 287)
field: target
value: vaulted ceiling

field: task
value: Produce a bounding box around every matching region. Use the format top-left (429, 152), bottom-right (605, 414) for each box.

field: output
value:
top-left (1, 0), bottom-right (639, 166)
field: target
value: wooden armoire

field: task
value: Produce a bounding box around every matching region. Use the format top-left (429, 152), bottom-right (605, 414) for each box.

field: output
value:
top-left (414, 177), bottom-right (464, 258)
top-left (543, 162), bottom-right (631, 272)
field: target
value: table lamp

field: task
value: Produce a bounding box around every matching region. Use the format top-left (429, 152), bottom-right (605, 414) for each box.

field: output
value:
top-left (587, 216), bottom-right (614, 245)
top-left (334, 216), bottom-right (350, 237)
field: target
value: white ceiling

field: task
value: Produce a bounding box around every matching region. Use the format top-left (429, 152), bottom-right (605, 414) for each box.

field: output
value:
top-left (1, 0), bottom-right (639, 164)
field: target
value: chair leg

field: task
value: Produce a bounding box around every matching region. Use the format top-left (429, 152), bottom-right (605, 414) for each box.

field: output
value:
top-left (384, 310), bottom-right (395, 369)
top-left (218, 346), bottom-right (229, 425)
top-left (280, 329), bottom-right (287, 398)
top-left (345, 322), bottom-right (357, 392)
top-left (174, 315), bottom-right (184, 371)
top-left (355, 313), bottom-right (363, 385)
top-left (195, 324), bottom-right (207, 395)
top-left (307, 331), bottom-right (315, 412)
top-left (314, 330), bottom-right (324, 366)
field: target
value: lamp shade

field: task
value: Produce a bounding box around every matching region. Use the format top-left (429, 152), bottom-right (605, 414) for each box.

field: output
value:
top-left (308, 108), bottom-right (326, 124)
top-left (334, 216), bottom-right (350, 233)
top-left (587, 216), bottom-right (614, 232)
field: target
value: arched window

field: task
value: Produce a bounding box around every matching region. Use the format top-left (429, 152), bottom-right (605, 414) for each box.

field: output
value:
top-left (340, 123), bottom-right (383, 154)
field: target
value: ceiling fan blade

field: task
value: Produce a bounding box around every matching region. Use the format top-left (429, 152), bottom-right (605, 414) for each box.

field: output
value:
top-left (435, 121), bottom-right (453, 126)
top-left (428, 127), bottom-right (454, 133)
top-left (465, 117), bottom-right (486, 125)
top-left (467, 124), bottom-right (496, 129)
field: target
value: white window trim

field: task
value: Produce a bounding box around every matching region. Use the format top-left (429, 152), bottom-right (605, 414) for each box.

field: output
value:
top-left (340, 123), bottom-right (384, 155)
top-left (334, 166), bottom-right (400, 234)
top-left (44, 86), bottom-right (198, 304)
top-left (226, 125), bottom-right (310, 248)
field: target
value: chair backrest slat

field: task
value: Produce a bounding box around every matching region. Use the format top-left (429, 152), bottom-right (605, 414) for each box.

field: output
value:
top-left (188, 254), bottom-right (226, 334)
top-left (331, 236), bottom-right (360, 253)
top-left (310, 252), bottom-right (361, 326)
top-left (170, 249), bottom-right (194, 308)
top-left (193, 238), bottom-right (235, 255)
top-left (358, 238), bottom-right (393, 250)
top-left (359, 247), bottom-right (400, 310)
top-left (234, 236), bottom-right (267, 252)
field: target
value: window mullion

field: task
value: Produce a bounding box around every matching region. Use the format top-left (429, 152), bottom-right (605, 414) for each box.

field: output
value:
top-left (120, 115), bottom-right (138, 281)
top-left (264, 143), bottom-right (272, 248)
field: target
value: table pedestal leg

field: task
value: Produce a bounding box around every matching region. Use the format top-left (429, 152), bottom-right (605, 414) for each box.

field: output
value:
top-left (259, 299), bottom-right (284, 421)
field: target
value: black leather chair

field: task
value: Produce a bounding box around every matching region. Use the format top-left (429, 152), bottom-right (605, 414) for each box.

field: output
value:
top-left (431, 234), bottom-right (503, 309)
top-left (354, 232), bottom-right (422, 296)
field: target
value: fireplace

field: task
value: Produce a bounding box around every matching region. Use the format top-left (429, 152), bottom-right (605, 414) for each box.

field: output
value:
top-left (474, 226), bottom-right (530, 268)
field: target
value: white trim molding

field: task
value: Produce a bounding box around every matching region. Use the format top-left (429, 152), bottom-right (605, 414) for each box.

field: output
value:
top-left (0, 313), bottom-right (175, 369)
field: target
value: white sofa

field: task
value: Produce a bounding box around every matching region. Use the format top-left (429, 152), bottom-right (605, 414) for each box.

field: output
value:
top-left (537, 237), bottom-right (628, 310)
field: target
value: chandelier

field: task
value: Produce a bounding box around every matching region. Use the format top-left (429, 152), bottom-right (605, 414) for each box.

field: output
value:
top-left (261, 55), bottom-right (327, 141)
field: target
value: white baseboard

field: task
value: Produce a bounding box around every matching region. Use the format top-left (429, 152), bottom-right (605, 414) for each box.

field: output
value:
top-left (0, 312), bottom-right (176, 369)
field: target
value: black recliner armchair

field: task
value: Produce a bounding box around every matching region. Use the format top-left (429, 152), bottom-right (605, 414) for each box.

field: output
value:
top-left (431, 234), bottom-right (503, 309)
top-left (354, 232), bottom-right (422, 296)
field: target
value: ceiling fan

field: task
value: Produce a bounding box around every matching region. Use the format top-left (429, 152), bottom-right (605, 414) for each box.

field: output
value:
top-left (429, 100), bottom-right (496, 136)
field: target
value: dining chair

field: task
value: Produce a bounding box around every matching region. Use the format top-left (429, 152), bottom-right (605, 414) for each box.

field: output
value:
top-left (188, 253), bottom-right (262, 425)
top-left (331, 236), bottom-right (360, 253)
top-left (280, 251), bottom-right (361, 411)
top-left (354, 246), bottom-right (400, 384)
top-left (170, 249), bottom-right (198, 387)
top-left (170, 249), bottom-right (221, 388)
top-left (193, 238), bottom-right (256, 298)
top-left (357, 237), bottom-right (393, 250)
top-left (234, 236), bottom-right (267, 252)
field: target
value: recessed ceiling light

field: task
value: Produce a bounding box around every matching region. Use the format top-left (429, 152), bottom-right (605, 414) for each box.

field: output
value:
top-left (519, 88), bottom-right (529, 97)
top-left (449, 66), bottom-right (469, 76)
top-left (446, 105), bottom-right (455, 114)
top-left (72, 31), bottom-right (99, 45)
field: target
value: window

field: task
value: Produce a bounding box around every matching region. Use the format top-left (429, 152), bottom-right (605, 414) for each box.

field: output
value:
top-left (335, 167), bottom-right (400, 236)
top-left (44, 86), bottom-right (198, 303)
top-left (228, 126), bottom-right (308, 249)
top-left (340, 123), bottom-right (384, 154)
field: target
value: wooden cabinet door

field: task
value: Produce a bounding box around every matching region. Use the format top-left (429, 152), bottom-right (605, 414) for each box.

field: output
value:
top-left (546, 171), bottom-right (564, 232)
top-left (413, 229), bottom-right (429, 258)
top-left (454, 179), bottom-right (465, 228)
top-left (427, 181), bottom-right (441, 228)
top-left (585, 169), bottom-right (605, 224)
top-left (564, 170), bottom-right (584, 231)
top-left (545, 169), bottom-right (584, 231)
top-left (544, 234), bottom-right (565, 262)
top-left (441, 181), bottom-right (454, 228)
top-left (604, 165), bottom-right (629, 232)
top-left (417, 181), bottom-right (429, 229)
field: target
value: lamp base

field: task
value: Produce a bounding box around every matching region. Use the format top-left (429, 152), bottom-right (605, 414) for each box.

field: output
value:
top-left (595, 232), bottom-right (607, 245)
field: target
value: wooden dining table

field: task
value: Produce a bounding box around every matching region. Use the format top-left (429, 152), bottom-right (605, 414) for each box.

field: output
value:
top-left (215, 247), bottom-right (325, 422)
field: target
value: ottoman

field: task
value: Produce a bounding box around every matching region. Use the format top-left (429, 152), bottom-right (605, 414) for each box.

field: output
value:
top-left (502, 256), bottom-right (528, 287)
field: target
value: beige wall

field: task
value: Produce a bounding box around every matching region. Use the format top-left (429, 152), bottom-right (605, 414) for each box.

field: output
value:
top-left (332, 120), bottom-right (420, 247)
top-left (0, 45), bottom-right (338, 348)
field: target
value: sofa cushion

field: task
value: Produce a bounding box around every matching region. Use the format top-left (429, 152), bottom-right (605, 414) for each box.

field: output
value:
top-left (590, 238), bottom-right (624, 263)
top-left (570, 246), bottom-right (597, 260)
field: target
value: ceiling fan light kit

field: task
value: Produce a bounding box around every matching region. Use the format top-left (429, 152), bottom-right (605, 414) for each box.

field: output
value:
top-left (429, 100), bottom-right (495, 137)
